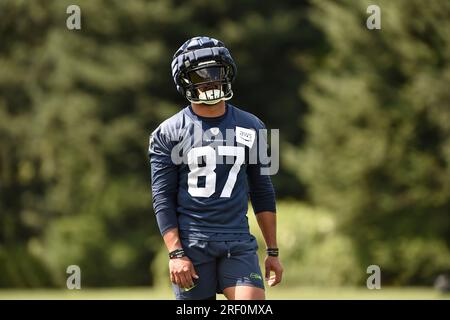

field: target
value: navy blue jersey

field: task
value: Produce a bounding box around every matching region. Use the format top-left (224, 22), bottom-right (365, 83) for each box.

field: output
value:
top-left (149, 103), bottom-right (276, 238)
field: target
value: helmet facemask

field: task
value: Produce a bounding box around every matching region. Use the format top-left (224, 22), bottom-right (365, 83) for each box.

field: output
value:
top-left (180, 61), bottom-right (233, 105)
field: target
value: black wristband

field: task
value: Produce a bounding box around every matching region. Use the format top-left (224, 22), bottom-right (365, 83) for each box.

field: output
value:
top-left (266, 248), bottom-right (279, 257)
top-left (169, 248), bottom-right (185, 259)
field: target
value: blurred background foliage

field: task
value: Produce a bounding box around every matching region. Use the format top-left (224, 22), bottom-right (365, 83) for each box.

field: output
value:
top-left (0, 0), bottom-right (449, 288)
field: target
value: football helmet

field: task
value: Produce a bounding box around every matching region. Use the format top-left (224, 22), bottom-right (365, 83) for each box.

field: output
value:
top-left (171, 36), bottom-right (237, 105)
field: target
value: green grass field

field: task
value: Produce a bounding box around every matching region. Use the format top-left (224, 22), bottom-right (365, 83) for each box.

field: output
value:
top-left (0, 286), bottom-right (448, 300)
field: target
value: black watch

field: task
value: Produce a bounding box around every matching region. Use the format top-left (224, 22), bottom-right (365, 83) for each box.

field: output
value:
top-left (169, 248), bottom-right (186, 259)
top-left (266, 248), bottom-right (279, 257)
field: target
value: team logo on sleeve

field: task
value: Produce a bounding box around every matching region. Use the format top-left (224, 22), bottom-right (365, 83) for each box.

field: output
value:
top-left (236, 126), bottom-right (255, 148)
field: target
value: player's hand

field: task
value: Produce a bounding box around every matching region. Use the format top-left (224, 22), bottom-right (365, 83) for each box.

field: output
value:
top-left (169, 256), bottom-right (199, 289)
top-left (264, 256), bottom-right (283, 287)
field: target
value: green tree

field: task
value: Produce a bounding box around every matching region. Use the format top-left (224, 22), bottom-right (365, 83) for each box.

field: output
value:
top-left (299, 0), bottom-right (450, 284)
top-left (0, 0), bottom-right (318, 287)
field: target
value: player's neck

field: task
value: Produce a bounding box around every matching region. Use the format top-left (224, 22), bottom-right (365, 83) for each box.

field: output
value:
top-left (191, 101), bottom-right (226, 118)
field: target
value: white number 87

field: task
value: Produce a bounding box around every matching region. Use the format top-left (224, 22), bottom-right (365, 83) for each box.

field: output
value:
top-left (187, 146), bottom-right (244, 198)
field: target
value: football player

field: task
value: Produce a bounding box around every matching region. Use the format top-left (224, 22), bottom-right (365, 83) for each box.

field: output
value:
top-left (149, 36), bottom-right (283, 300)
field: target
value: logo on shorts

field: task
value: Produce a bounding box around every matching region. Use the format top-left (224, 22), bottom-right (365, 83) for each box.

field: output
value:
top-left (250, 273), bottom-right (262, 281)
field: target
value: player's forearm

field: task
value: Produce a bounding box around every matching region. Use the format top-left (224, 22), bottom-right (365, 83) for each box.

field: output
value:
top-left (255, 211), bottom-right (278, 248)
top-left (162, 227), bottom-right (183, 252)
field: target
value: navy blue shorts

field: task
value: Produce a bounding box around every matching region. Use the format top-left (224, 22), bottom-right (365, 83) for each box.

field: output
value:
top-left (172, 235), bottom-right (265, 300)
